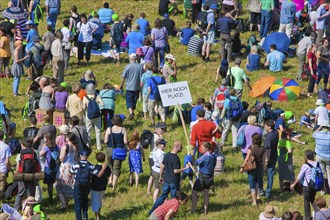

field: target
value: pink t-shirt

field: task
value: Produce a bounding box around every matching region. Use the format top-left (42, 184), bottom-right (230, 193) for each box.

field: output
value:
top-left (55, 135), bottom-right (67, 149)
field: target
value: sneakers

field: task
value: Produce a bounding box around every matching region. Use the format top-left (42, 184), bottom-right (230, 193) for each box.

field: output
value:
top-left (205, 57), bottom-right (211, 62)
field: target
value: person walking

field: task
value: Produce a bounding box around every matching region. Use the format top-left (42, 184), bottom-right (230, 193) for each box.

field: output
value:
top-left (45, 0), bottom-right (61, 30)
top-left (151, 18), bottom-right (168, 69)
top-left (278, 0), bottom-right (296, 38)
top-left (259, 0), bottom-right (274, 39)
top-left (0, 130), bottom-right (11, 199)
top-left (227, 58), bottom-right (252, 98)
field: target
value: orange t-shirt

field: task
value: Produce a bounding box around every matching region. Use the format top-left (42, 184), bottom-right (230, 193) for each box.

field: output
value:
top-left (77, 89), bottom-right (87, 100)
top-left (0, 36), bottom-right (11, 58)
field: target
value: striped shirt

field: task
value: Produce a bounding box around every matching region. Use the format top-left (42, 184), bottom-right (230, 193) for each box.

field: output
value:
top-left (187, 35), bottom-right (203, 56)
top-left (297, 161), bottom-right (317, 186)
top-left (313, 130), bottom-right (330, 160)
top-left (69, 160), bottom-right (98, 176)
top-left (16, 18), bottom-right (28, 40)
top-left (154, 198), bottom-right (180, 219)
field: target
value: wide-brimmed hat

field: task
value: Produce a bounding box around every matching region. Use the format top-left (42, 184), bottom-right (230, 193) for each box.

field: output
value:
top-left (316, 99), bottom-right (324, 106)
top-left (262, 205), bottom-right (277, 218)
top-left (165, 54), bottom-right (176, 60)
top-left (58, 124), bottom-right (69, 134)
top-left (84, 69), bottom-right (95, 80)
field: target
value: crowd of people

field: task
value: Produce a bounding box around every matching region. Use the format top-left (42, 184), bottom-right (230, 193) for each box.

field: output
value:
top-left (0, 0), bottom-right (330, 219)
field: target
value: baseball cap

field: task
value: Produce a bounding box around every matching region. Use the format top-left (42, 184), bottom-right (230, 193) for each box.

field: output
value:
top-left (112, 13), bottom-right (119, 21)
top-left (80, 150), bottom-right (89, 157)
top-left (158, 139), bottom-right (167, 145)
top-left (210, 4), bottom-right (218, 10)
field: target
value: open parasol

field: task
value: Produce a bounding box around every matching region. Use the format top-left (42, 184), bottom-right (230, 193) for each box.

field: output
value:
top-left (269, 78), bottom-right (301, 101)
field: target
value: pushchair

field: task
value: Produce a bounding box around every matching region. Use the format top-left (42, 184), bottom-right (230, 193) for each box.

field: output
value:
top-left (22, 93), bottom-right (41, 119)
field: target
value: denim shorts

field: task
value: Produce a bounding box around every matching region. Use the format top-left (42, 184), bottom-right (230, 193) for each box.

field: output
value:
top-left (125, 90), bottom-right (139, 109)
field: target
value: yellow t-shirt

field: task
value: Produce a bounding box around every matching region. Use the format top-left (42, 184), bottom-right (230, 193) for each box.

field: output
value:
top-left (0, 36), bottom-right (11, 58)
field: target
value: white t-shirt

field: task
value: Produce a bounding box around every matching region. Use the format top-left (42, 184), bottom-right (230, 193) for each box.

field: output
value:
top-left (152, 148), bottom-right (164, 173)
top-left (0, 141), bottom-right (11, 173)
top-left (314, 106), bottom-right (330, 126)
top-left (149, 133), bottom-right (161, 159)
top-left (77, 22), bottom-right (98, 42)
top-left (61, 27), bottom-right (71, 43)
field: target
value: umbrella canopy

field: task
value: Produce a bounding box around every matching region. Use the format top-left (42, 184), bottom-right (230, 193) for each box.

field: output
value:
top-left (293, 0), bottom-right (304, 11)
top-left (262, 32), bottom-right (291, 54)
top-left (308, 0), bottom-right (318, 6)
top-left (269, 78), bottom-right (301, 101)
top-left (249, 76), bottom-right (276, 98)
top-left (2, 7), bottom-right (29, 20)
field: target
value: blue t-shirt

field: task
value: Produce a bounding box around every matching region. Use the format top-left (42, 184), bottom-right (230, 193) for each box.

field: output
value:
top-left (98, 8), bottom-right (113, 24)
top-left (191, 105), bottom-right (204, 122)
top-left (26, 29), bottom-right (38, 51)
top-left (125, 31), bottom-right (145, 55)
top-left (300, 115), bottom-right (310, 126)
top-left (147, 76), bottom-right (166, 100)
top-left (141, 70), bottom-right (153, 95)
top-left (206, 10), bottom-right (215, 31)
top-left (180, 28), bottom-right (194, 45)
top-left (246, 54), bottom-right (260, 72)
top-left (275, 117), bottom-right (286, 130)
top-left (136, 18), bottom-right (150, 36)
top-left (267, 50), bottom-right (285, 72)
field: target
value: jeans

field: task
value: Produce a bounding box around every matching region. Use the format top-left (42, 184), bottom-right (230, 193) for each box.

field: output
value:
top-left (296, 52), bottom-right (306, 80)
top-left (148, 182), bottom-right (179, 215)
top-left (221, 118), bottom-right (239, 148)
top-left (260, 10), bottom-right (272, 39)
top-left (85, 115), bottom-right (102, 150)
top-left (154, 47), bottom-right (165, 69)
top-left (47, 7), bottom-right (59, 30)
top-left (247, 165), bottom-right (263, 192)
top-left (266, 164), bottom-right (276, 197)
top-left (74, 186), bottom-right (90, 220)
top-left (12, 76), bottom-right (21, 95)
top-left (316, 155), bottom-right (330, 190)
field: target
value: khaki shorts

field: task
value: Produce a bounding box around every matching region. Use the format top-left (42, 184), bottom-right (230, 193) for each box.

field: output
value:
top-left (107, 148), bottom-right (123, 176)
top-left (152, 170), bottom-right (161, 189)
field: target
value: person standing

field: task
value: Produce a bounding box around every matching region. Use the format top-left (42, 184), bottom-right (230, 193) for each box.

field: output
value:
top-left (0, 27), bottom-right (11, 75)
top-left (315, 3), bottom-right (329, 45)
top-left (51, 31), bottom-right (64, 84)
top-left (61, 19), bottom-right (73, 70)
top-left (151, 18), bottom-right (168, 69)
top-left (314, 99), bottom-right (330, 130)
top-left (264, 120), bottom-right (279, 199)
top-left (191, 0), bottom-right (202, 24)
top-left (12, 40), bottom-right (29, 96)
top-left (316, 38), bottom-right (330, 91)
top-left (148, 141), bottom-right (189, 215)
top-left (313, 122), bottom-right (330, 194)
top-left (0, 130), bottom-right (11, 199)
top-left (278, 0), bottom-right (296, 39)
top-left (136, 12), bottom-right (151, 36)
top-left (120, 53), bottom-right (143, 120)
top-left (259, 0), bottom-right (274, 39)
top-left (45, 0), bottom-right (61, 30)
top-left (201, 4), bottom-right (217, 62)
top-left (296, 31), bottom-right (315, 81)
top-left (247, 0), bottom-right (261, 31)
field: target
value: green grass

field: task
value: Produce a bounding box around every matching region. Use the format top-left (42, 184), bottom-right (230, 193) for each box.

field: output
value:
top-left (0, 0), bottom-right (329, 219)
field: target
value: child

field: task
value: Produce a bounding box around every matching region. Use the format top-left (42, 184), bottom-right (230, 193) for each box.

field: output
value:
top-left (128, 131), bottom-right (144, 188)
top-left (31, 204), bottom-right (47, 220)
top-left (23, 116), bottom-right (39, 147)
top-left (290, 150), bottom-right (319, 220)
top-left (246, 45), bottom-right (261, 72)
top-left (204, 102), bottom-right (212, 120)
top-left (300, 111), bottom-right (314, 129)
top-left (278, 128), bottom-right (295, 192)
top-left (181, 146), bottom-right (194, 189)
top-left (55, 124), bottom-right (69, 148)
top-left (215, 59), bottom-right (228, 83)
top-left (91, 152), bottom-right (111, 220)
top-left (140, 62), bottom-right (153, 119)
top-left (54, 84), bottom-right (69, 112)
top-left (12, 40), bottom-right (29, 96)
top-left (22, 196), bottom-right (37, 220)
top-left (149, 191), bottom-right (188, 220)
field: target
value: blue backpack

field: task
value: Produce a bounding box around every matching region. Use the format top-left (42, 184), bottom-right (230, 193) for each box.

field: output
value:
top-left (306, 162), bottom-right (324, 192)
top-left (85, 95), bottom-right (101, 119)
top-left (183, 154), bottom-right (193, 174)
top-left (226, 98), bottom-right (243, 121)
top-left (75, 162), bottom-right (91, 188)
top-left (49, 147), bottom-right (60, 171)
top-left (237, 125), bottom-right (246, 147)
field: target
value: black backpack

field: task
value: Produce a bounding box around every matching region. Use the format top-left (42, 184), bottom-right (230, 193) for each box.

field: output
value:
top-left (49, 146), bottom-right (60, 171)
top-left (197, 11), bottom-right (210, 31)
top-left (236, 19), bottom-right (246, 33)
top-left (225, 67), bottom-right (235, 87)
top-left (140, 130), bottom-right (153, 149)
top-left (111, 22), bottom-right (124, 44)
top-left (75, 162), bottom-right (91, 188)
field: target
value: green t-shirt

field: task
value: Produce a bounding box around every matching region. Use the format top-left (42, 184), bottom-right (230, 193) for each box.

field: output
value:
top-left (227, 66), bottom-right (247, 90)
top-left (260, 0), bottom-right (274, 11)
top-left (277, 139), bottom-right (292, 162)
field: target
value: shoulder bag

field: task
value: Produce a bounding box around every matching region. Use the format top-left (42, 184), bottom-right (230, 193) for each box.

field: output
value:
top-left (243, 145), bottom-right (256, 171)
top-left (162, 27), bottom-right (170, 53)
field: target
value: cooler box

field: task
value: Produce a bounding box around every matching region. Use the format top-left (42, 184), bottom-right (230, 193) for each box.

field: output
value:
top-left (53, 111), bottom-right (65, 128)
top-left (35, 109), bottom-right (53, 126)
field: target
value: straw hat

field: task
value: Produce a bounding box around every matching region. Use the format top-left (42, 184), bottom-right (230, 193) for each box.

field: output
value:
top-left (59, 124), bottom-right (69, 134)
top-left (262, 205), bottom-right (277, 218)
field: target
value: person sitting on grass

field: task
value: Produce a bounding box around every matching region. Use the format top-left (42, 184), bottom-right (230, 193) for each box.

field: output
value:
top-left (149, 191), bottom-right (188, 220)
top-left (299, 111), bottom-right (314, 129)
top-left (178, 21), bottom-right (194, 45)
top-left (259, 204), bottom-right (281, 220)
top-left (264, 44), bottom-right (287, 72)
top-left (275, 111), bottom-right (305, 144)
top-left (246, 45), bottom-right (261, 72)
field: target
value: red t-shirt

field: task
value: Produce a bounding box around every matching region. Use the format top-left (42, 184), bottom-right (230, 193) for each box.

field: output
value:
top-left (154, 198), bottom-right (180, 220)
top-left (307, 51), bottom-right (317, 71)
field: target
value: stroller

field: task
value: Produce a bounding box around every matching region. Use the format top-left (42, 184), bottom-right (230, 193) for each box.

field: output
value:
top-left (22, 93), bottom-right (41, 119)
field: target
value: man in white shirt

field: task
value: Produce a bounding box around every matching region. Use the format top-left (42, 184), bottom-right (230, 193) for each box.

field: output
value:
top-left (314, 99), bottom-right (330, 129)
top-left (0, 130), bottom-right (12, 198)
top-left (51, 30), bottom-right (64, 84)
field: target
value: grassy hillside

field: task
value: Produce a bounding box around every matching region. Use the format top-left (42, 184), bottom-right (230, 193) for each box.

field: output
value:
top-left (0, 0), bottom-right (328, 219)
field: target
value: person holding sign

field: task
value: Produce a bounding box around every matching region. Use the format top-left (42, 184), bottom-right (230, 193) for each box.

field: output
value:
top-left (147, 70), bottom-right (166, 126)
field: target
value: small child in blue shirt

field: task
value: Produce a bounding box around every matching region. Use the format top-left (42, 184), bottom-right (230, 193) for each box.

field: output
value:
top-left (300, 111), bottom-right (314, 129)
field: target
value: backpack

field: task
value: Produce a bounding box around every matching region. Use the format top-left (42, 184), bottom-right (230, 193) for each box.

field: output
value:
top-left (49, 147), bottom-right (60, 171)
top-left (140, 130), bottom-right (153, 149)
top-left (237, 125), bottom-right (246, 146)
top-left (6, 138), bottom-right (21, 155)
top-left (214, 87), bottom-right (227, 110)
top-left (4, 182), bottom-right (18, 201)
top-left (75, 162), bottom-right (91, 188)
top-left (18, 149), bottom-right (40, 174)
top-left (226, 98), bottom-right (243, 121)
top-left (225, 68), bottom-right (235, 87)
top-left (71, 15), bottom-right (81, 35)
top-left (236, 19), bottom-right (246, 33)
top-left (39, 50), bottom-right (48, 68)
top-left (112, 22), bottom-right (124, 44)
top-left (306, 162), bottom-right (324, 192)
top-left (197, 11), bottom-right (210, 31)
top-left (85, 95), bottom-right (101, 119)
top-left (33, 1), bottom-right (43, 24)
